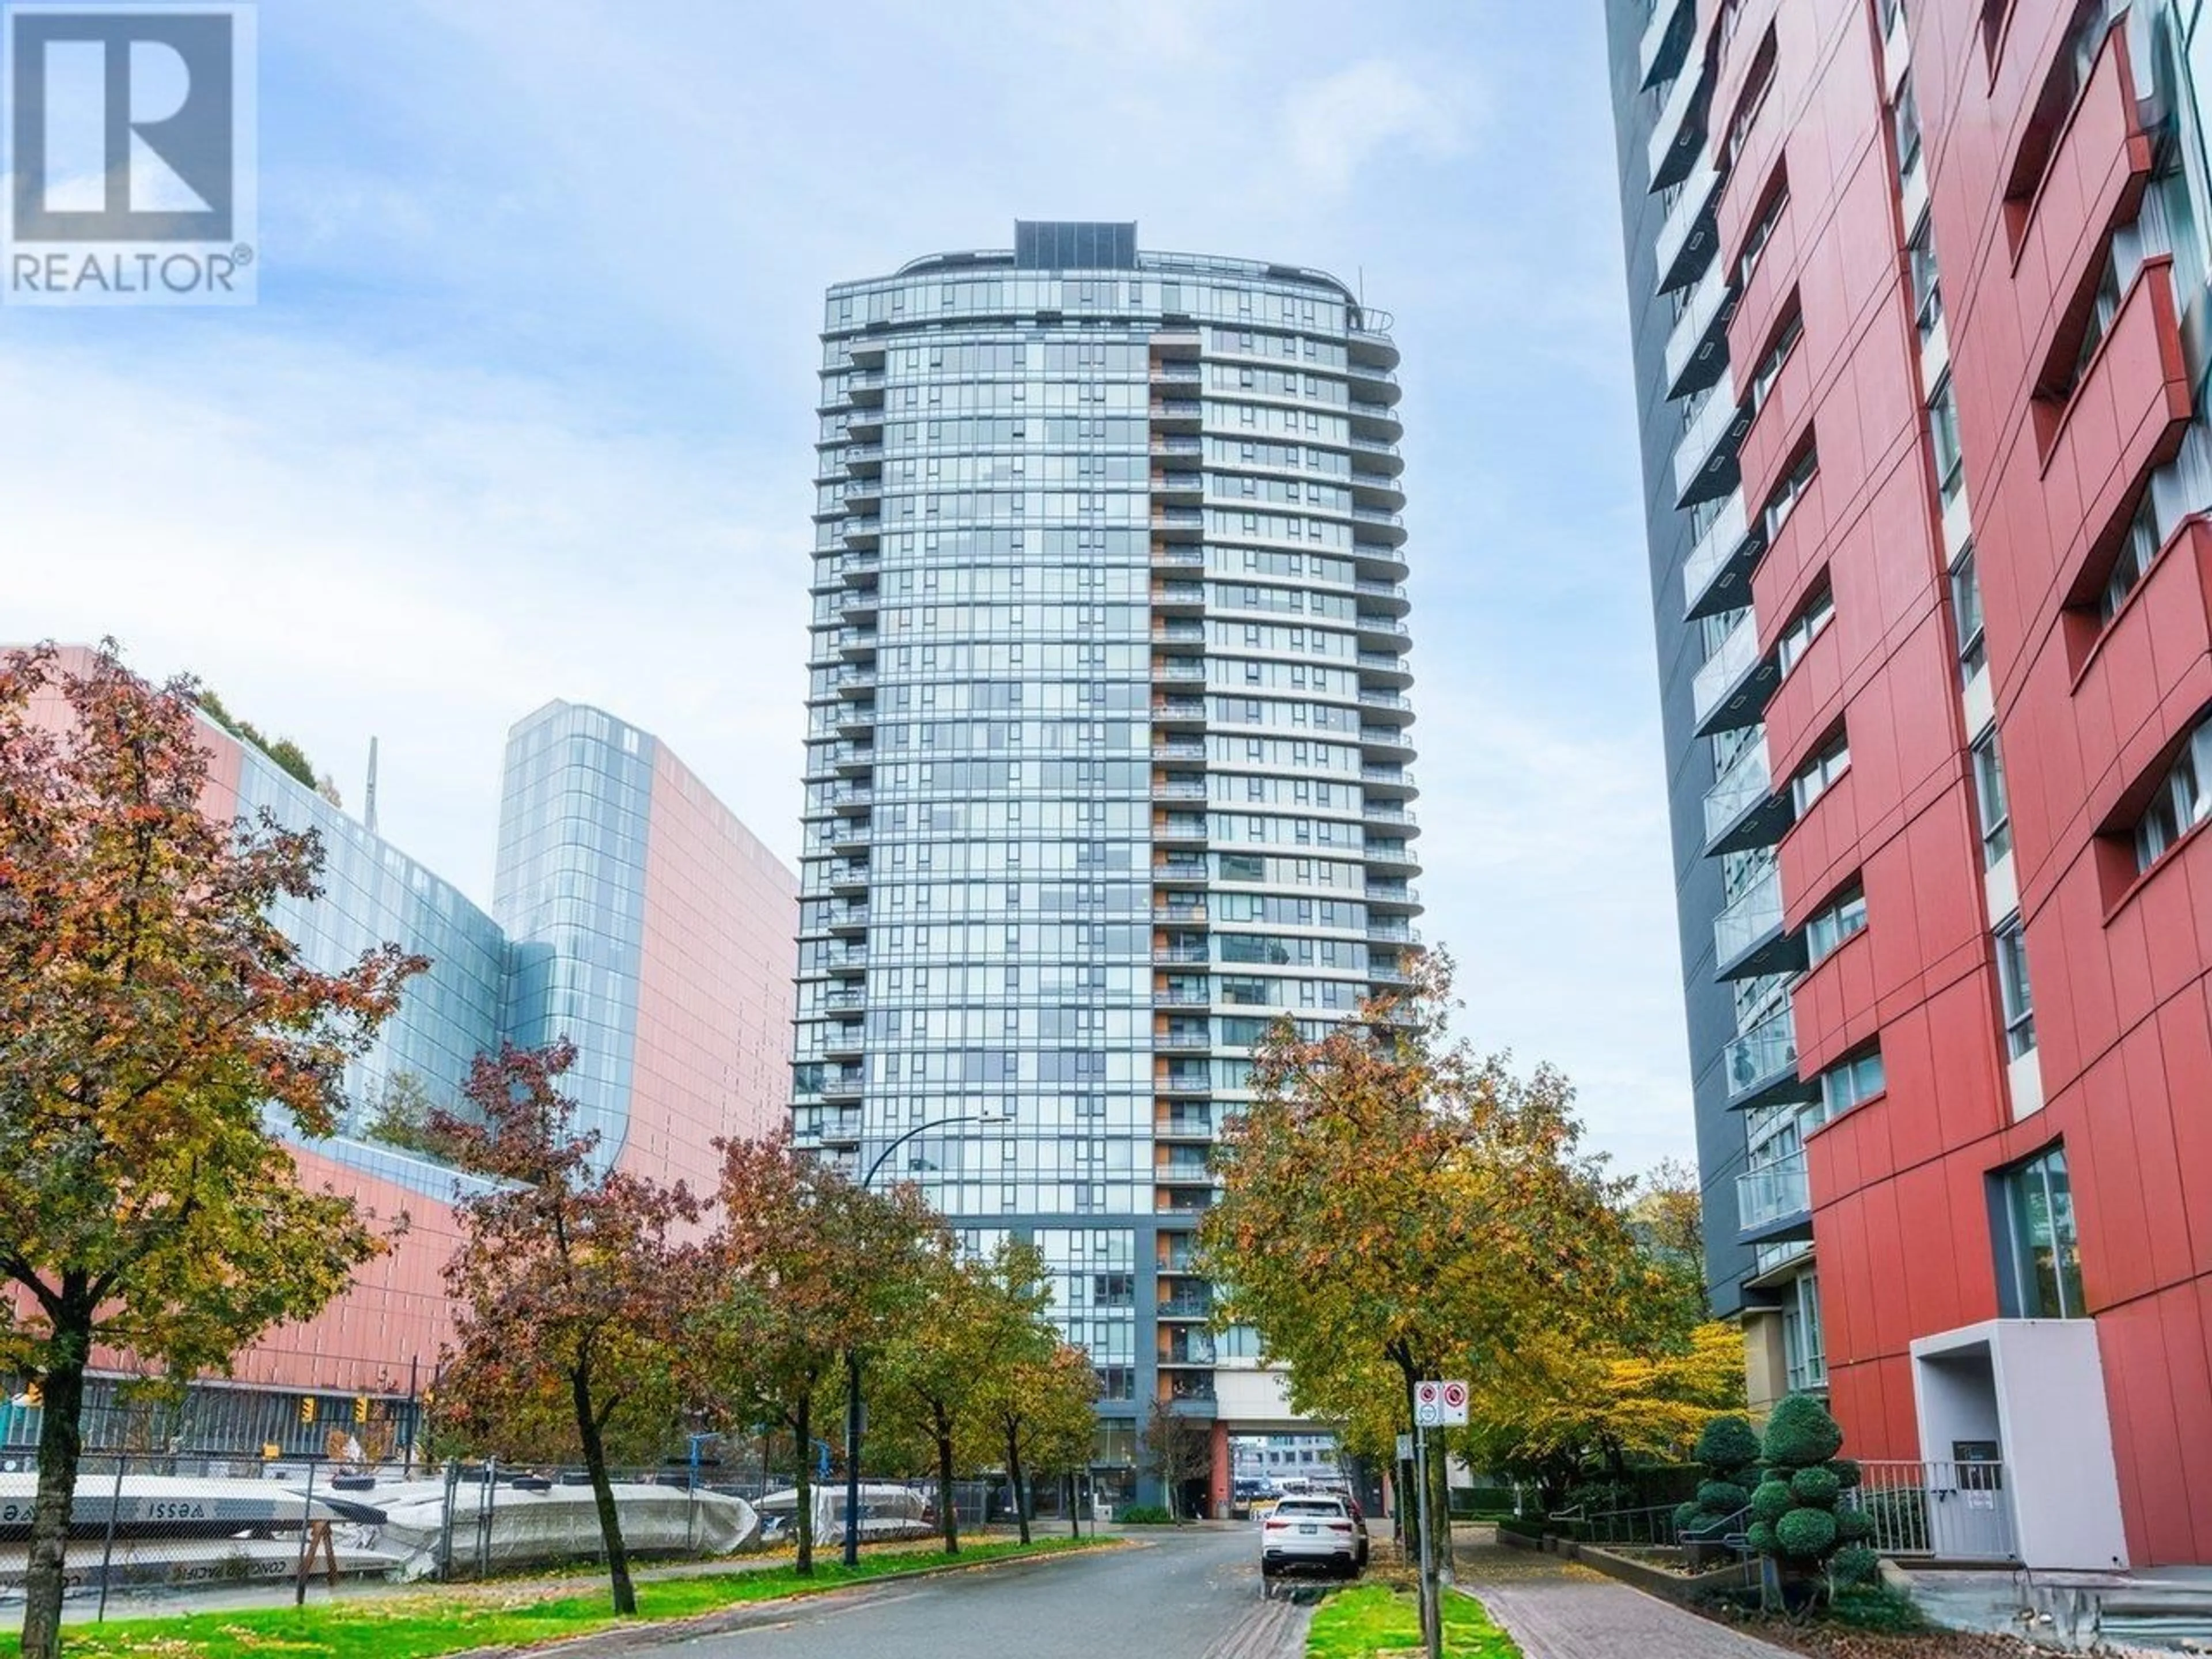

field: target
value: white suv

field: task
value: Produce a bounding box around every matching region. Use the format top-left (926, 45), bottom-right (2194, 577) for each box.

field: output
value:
top-left (1259, 1494), bottom-right (1361, 1579)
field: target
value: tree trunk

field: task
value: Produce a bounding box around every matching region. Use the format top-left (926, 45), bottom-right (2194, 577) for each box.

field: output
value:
top-left (570, 1365), bottom-right (636, 1615)
top-left (793, 1394), bottom-right (814, 1575)
top-left (932, 1404), bottom-right (959, 1555)
top-left (18, 1305), bottom-right (89, 1659)
top-left (1429, 1432), bottom-right (1455, 1585)
top-left (1005, 1422), bottom-right (1030, 1546)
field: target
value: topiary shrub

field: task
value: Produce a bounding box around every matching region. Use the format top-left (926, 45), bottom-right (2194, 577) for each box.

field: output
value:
top-left (1790, 1466), bottom-right (1841, 1507)
top-left (1830, 1543), bottom-right (1881, 1589)
top-left (1675, 1414), bottom-right (1760, 1550)
top-left (1750, 1479), bottom-right (1795, 1523)
top-left (1753, 1393), bottom-right (1872, 1605)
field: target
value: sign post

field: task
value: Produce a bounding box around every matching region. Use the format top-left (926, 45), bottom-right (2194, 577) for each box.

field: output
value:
top-left (1412, 1381), bottom-right (1469, 1659)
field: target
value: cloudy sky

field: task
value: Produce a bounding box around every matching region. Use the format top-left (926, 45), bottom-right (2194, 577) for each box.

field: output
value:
top-left (4, 1), bottom-right (1693, 1171)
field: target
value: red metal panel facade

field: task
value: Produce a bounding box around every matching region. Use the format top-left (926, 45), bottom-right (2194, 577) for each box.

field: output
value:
top-left (1679, 0), bottom-right (2212, 1563)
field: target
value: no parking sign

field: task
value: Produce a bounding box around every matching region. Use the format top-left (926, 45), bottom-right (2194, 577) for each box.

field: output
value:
top-left (1414, 1379), bottom-right (1469, 1427)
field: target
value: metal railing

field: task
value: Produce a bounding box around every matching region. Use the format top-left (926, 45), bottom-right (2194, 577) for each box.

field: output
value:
top-left (1846, 1460), bottom-right (2017, 1560)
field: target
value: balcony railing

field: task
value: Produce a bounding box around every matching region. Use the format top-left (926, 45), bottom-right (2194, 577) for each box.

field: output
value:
top-left (1714, 863), bottom-right (1785, 971)
top-left (1681, 489), bottom-right (1755, 620)
top-left (1655, 163), bottom-right (1721, 293)
top-left (1737, 1154), bottom-right (1809, 1234)
top-left (1703, 731), bottom-right (1772, 845)
top-left (1664, 258), bottom-right (1734, 398)
top-left (1724, 1006), bottom-right (1802, 1103)
top-left (1691, 608), bottom-right (1761, 729)
top-left (1672, 368), bottom-right (1745, 505)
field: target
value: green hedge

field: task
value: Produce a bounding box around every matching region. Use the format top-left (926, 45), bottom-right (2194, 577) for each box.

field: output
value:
top-left (1494, 1514), bottom-right (1547, 1542)
top-left (1450, 1485), bottom-right (1519, 1517)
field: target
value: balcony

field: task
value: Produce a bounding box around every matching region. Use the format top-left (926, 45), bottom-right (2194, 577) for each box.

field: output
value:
top-left (1154, 855), bottom-right (1209, 883)
top-left (1152, 738), bottom-right (1206, 762)
top-left (1724, 1005), bottom-right (1819, 1113)
top-left (1152, 506), bottom-right (1205, 540)
top-left (822, 1024), bottom-right (865, 1060)
top-left (1713, 862), bottom-right (1805, 980)
top-left (1154, 986), bottom-right (1212, 1009)
top-left (1152, 619), bottom-right (1206, 645)
top-left (1150, 398), bottom-right (1203, 429)
top-left (1348, 400), bottom-right (1402, 441)
top-left (1360, 766), bottom-right (1416, 798)
top-left (1152, 697), bottom-right (1206, 724)
top-left (1152, 778), bottom-right (1208, 802)
top-left (1152, 658), bottom-right (1207, 683)
top-left (1639, 0), bottom-right (1694, 89)
top-left (1155, 813), bottom-right (1209, 844)
top-left (1690, 608), bottom-right (1779, 737)
top-left (1664, 258), bottom-right (1737, 401)
top-left (828, 904), bottom-right (869, 935)
top-left (1702, 729), bottom-right (1792, 855)
top-left (1350, 434), bottom-right (1404, 471)
top-left (1655, 162), bottom-right (1723, 294)
top-left (842, 515), bottom-right (881, 548)
top-left (1672, 370), bottom-right (1749, 509)
top-left (1681, 488), bottom-right (1762, 620)
top-left (1152, 581), bottom-right (1205, 611)
top-left (1647, 53), bottom-right (1710, 192)
top-left (1359, 689), bottom-right (1412, 718)
top-left (1150, 434), bottom-right (1203, 456)
top-left (1158, 1291), bottom-right (1214, 1320)
top-left (1737, 1154), bottom-right (1813, 1244)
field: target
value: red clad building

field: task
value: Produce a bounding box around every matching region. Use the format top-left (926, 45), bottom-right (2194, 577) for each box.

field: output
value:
top-left (6, 653), bottom-right (796, 1456)
top-left (1610, 0), bottom-right (2212, 1567)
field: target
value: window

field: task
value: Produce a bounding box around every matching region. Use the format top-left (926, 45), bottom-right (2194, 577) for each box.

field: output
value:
top-left (1908, 215), bottom-right (1944, 343)
top-left (1782, 1271), bottom-right (1827, 1391)
top-left (2133, 719), bottom-right (2212, 870)
top-left (1763, 445), bottom-right (1818, 541)
top-left (1819, 1047), bottom-right (1885, 1119)
top-left (1953, 549), bottom-right (1987, 682)
top-left (2100, 494), bottom-right (2164, 623)
top-left (1893, 74), bottom-right (1924, 180)
top-left (1997, 1145), bottom-right (2086, 1317)
top-left (1994, 914), bottom-right (2037, 1056)
top-left (1777, 586), bottom-right (1835, 677)
top-left (1791, 729), bottom-right (1850, 815)
top-left (1738, 184), bottom-right (1789, 287)
top-left (1748, 312), bottom-right (1803, 416)
top-left (1972, 732), bottom-right (2012, 867)
top-left (2065, 245), bottom-right (2126, 393)
top-left (1805, 880), bottom-right (1868, 964)
top-left (1929, 374), bottom-right (1966, 505)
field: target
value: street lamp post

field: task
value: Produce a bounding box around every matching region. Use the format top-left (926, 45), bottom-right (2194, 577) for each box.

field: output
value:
top-left (840, 1112), bottom-right (994, 1569)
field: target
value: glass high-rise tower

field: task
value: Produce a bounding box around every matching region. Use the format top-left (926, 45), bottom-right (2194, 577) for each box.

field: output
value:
top-left (794, 222), bottom-right (1416, 1507)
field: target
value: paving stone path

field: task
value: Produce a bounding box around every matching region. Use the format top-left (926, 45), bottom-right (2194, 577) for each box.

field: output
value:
top-left (1451, 1526), bottom-right (1797, 1659)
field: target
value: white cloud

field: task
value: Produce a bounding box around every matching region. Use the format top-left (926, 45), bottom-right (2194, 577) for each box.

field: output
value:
top-left (0, 335), bottom-right (806, 900)
top-left (1281, 58), bottom-right (1474, 194)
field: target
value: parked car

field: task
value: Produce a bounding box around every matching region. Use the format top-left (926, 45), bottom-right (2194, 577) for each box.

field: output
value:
top-left (1342, 1494), bottom-right (1371, 1567)
top-left (1259, 1494), bottom-right (1361, 1580)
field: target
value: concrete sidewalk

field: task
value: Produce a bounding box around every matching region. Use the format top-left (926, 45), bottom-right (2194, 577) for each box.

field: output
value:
top-left (1451, 1525), bottom-right (1796, 1659)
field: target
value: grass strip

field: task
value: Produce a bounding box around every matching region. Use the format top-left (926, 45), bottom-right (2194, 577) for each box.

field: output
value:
top-left (1305, 1582), bottom-right (1522, 1659)
top-left (2, 1536), bottom-right (1099, 1659)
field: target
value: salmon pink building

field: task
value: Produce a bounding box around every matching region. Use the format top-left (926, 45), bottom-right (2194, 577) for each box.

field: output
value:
top-left (5, 660), bottom-right (796, 1458)
top-left (1609, 0), bottom-right (2212, 1569)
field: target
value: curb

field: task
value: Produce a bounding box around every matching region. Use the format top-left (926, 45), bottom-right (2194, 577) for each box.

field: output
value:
top-left (445, 1539), bottom-right (1130, 1658)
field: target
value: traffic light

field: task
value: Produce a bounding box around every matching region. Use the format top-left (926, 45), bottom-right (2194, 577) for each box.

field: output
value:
top-left (298, 1396), bottom-right (316, 1425)
top-left (354, 1395), bottom-right (370, 1424)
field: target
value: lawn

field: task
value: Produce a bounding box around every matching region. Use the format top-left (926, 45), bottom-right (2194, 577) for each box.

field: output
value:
top-left (1305, 1582), bottom-right (1522, 1659)
top-left (0, 1536), bottom-right (1099, 1659)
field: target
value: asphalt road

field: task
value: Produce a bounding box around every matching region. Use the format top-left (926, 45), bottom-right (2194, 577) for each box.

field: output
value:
top-left (633, 1527), bottom-right (1313, 1659)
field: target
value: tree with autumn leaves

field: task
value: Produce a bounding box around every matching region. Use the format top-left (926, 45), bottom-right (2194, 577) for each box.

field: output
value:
top-left (0, 645), bottom-right (422, 1659)
top-left (430, 1040), bottom-right (701, 1616)
top-left (1201, 952), bottom-right (1733, 1563)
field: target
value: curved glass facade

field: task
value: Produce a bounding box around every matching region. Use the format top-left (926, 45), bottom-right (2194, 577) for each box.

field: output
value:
top-left (794, 224), bottom-right (1420, 1456)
